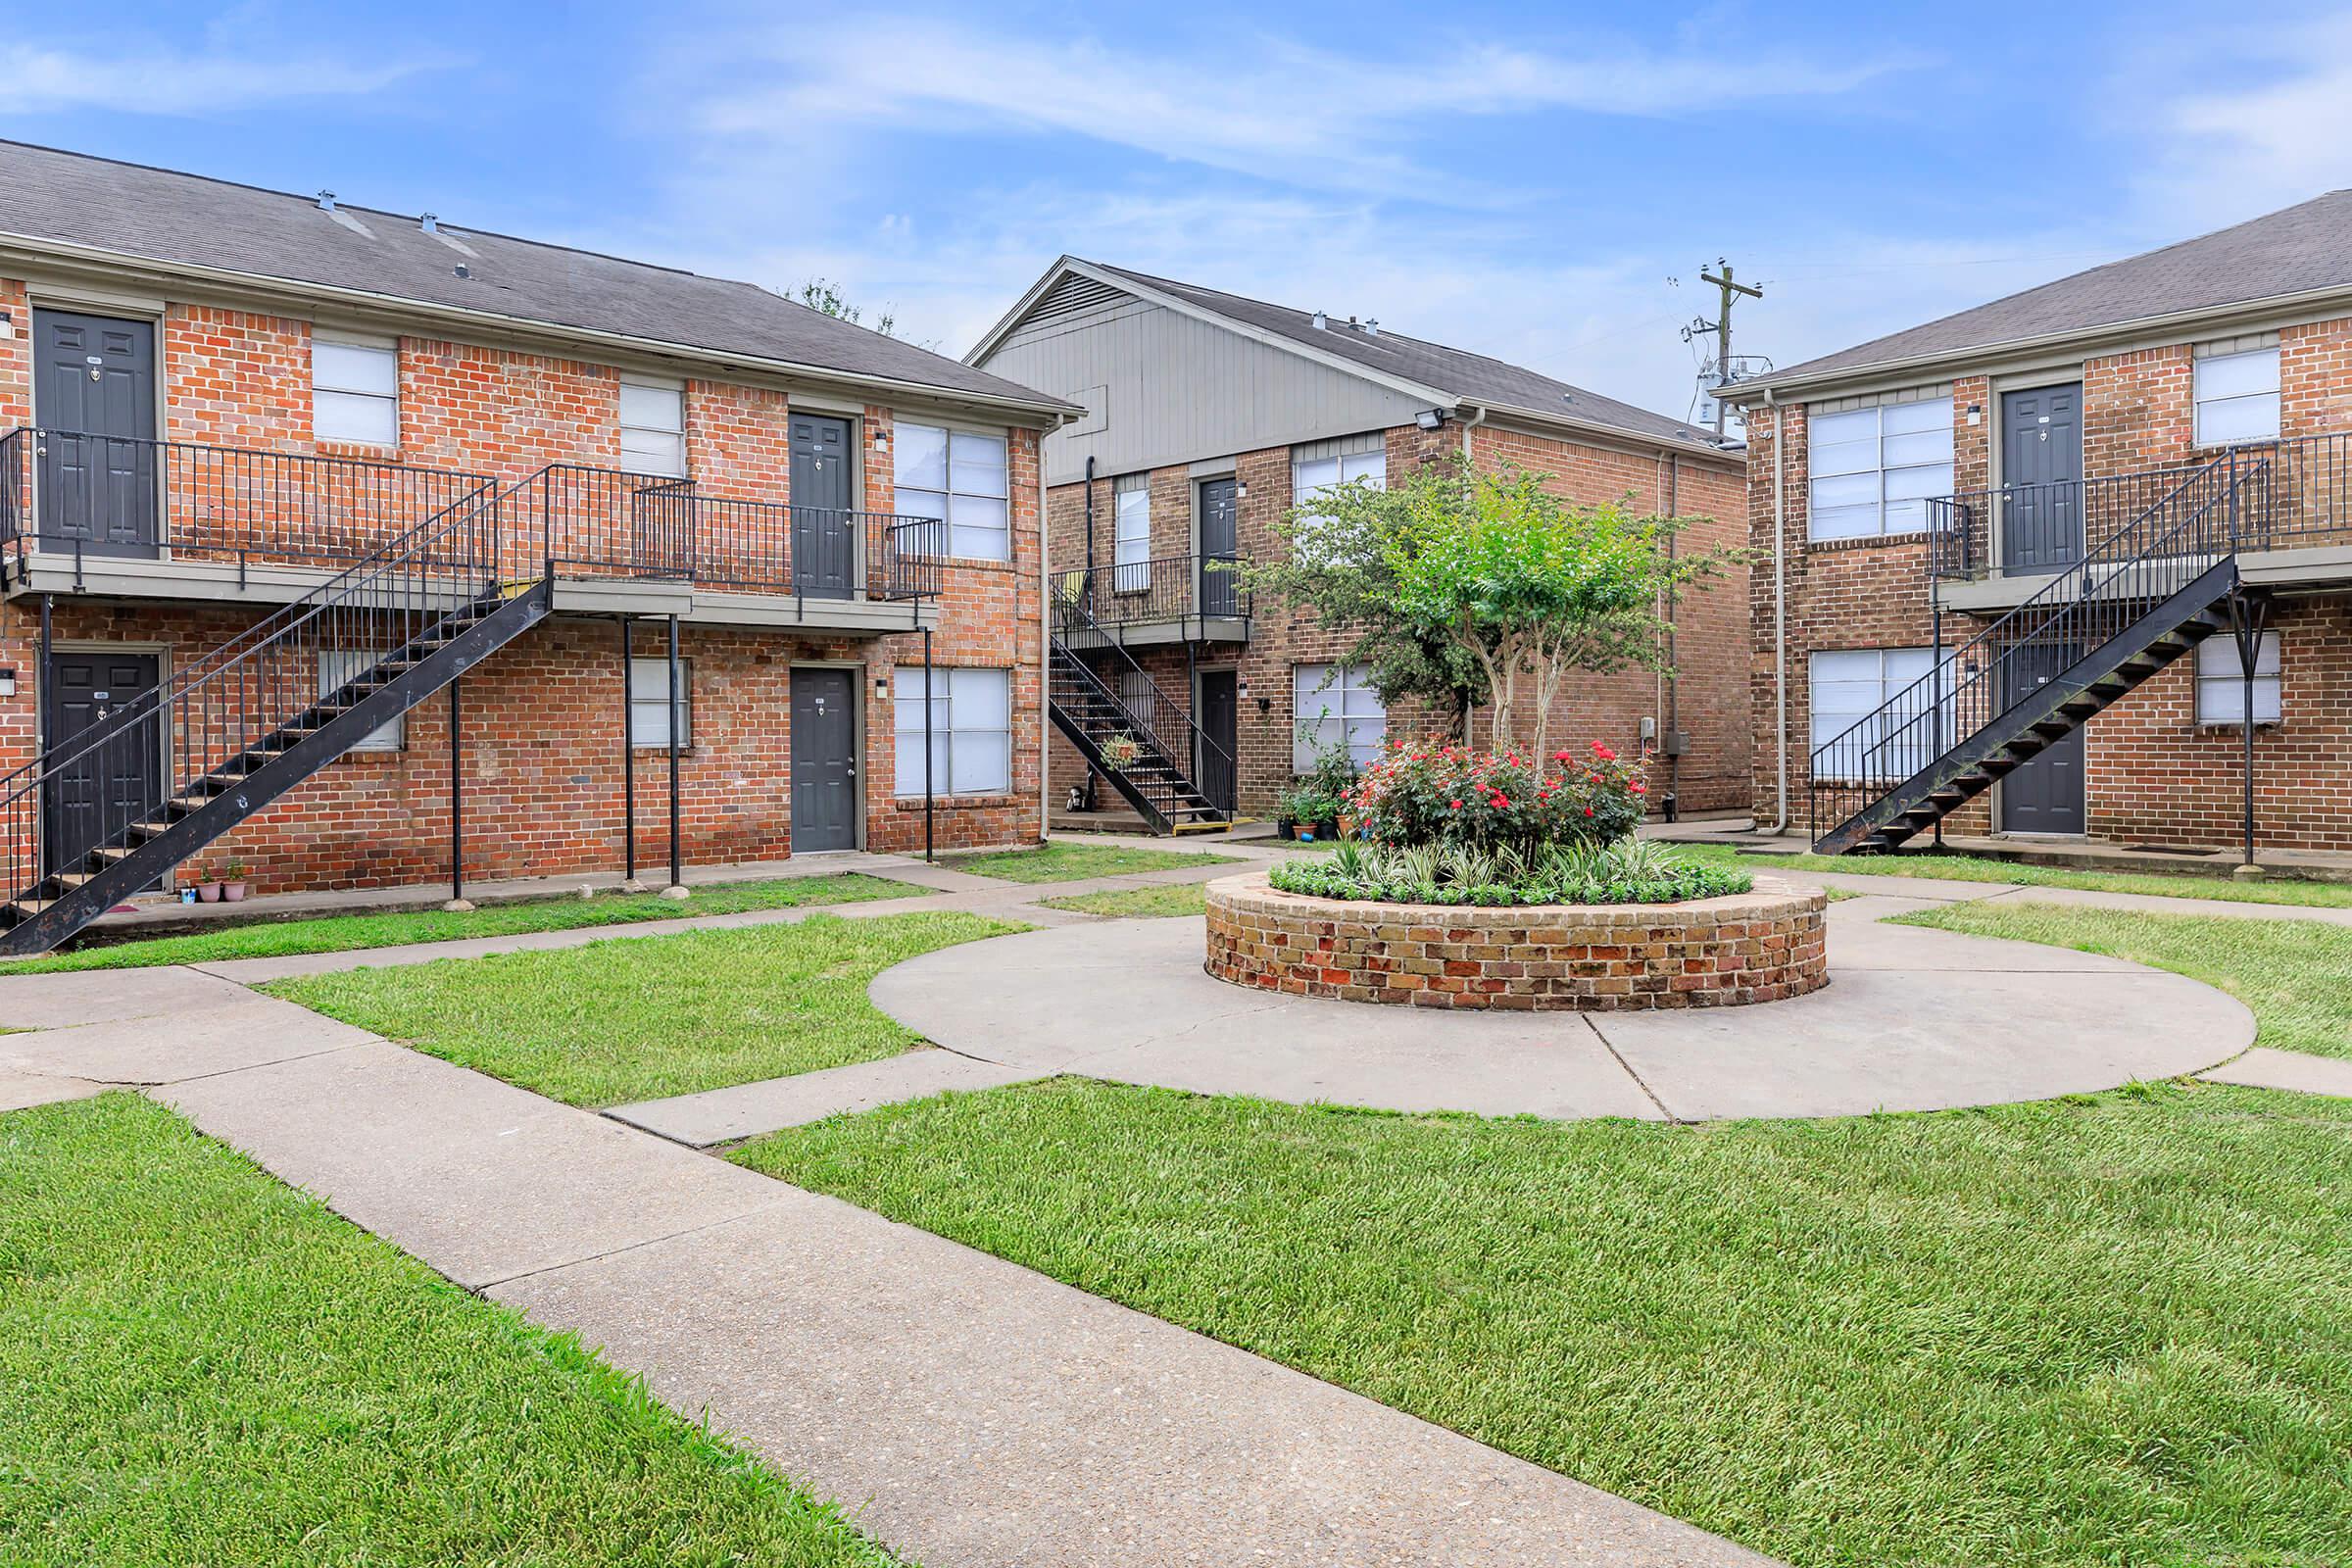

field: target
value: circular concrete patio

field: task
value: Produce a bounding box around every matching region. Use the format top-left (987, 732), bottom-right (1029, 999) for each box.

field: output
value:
top-left (868, 895), bottom-right (2257, 1121)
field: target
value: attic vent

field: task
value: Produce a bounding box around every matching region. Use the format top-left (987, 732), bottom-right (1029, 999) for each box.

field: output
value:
top-left (419, 213), bottom-right (438, 234)
top-left (1030, 272), bottom-right (1128, 325)
top-left (317, 190), bottom-right (336, 213)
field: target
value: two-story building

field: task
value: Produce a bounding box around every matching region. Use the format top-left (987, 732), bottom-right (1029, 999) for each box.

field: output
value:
top-left (1721, 191), bottom-right (2352, 858)
top-left (968, 259), bottom-right (1748, 832)
top-left (0, 141), bottom-right (1074, 954)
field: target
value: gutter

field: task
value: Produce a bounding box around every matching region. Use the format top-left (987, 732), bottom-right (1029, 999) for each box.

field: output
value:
top-left (1766, 388), bottom-right (1789, 835)
top-left (0, 231), bottom-right (1085, 427)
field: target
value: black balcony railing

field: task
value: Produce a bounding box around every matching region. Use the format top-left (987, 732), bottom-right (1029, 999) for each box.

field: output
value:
top-left (1927, 432), bottom-right (2352, 583)
top-left (0, 427), bottom-right (493, 584)
top-left (1056, 551), bottom-right (1250, 630)
top-left (0, 430), bottom-right (944, 605)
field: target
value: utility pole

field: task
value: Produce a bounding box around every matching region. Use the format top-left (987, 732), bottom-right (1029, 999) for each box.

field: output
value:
top-left (1688, 261), bottom-right (1763, 437)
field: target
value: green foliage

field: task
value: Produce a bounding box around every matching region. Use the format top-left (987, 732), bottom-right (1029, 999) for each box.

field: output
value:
top-left (1239, 454), bottom-right (1737, 753)
top-left (1346, 737), bottom-right (1646, 853)
top-left (795, 276), bottom-right (897, 338)
top-left (1268, 835), bottom-right (1750, 906)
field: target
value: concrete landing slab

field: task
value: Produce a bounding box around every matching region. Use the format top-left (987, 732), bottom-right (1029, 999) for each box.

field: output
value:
top-left (0, 964), bottom-right (255, 1029)
top-left (1820, 903), bottom-right (2140, 972)
top-left (494, 1190), bottom-right (1773, 1568)
top-left (0, 1066), bottom-right (108, 1112)
top-left (2197, 1047), bottom-right (2352, 1098)
top-left (0, 995), bottom-right (375, 1084)
top-left (154, 1041), bottom-right (786, 1288)
top-left (608, 1049), bottom-right (1045, 1146)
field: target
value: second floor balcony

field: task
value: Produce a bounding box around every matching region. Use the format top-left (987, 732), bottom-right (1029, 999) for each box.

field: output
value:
top-left (1927, 433), bottom-right (2352, 612)
top-left (0, 428), bottom-right (944, 633)
top-left (1052, 551), bottom-right (1251, 647)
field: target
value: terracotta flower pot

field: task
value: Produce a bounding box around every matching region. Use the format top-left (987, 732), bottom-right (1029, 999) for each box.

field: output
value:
top-left (221, 883), bottom-right (248, 903)
top-left (195, 882), bottom-right (222, 903)
top-left (1295, 825), bottom-right (1316, 843)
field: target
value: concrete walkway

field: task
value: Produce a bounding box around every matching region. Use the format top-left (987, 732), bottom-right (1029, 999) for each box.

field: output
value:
top-left (0, 962), bottom-right (1774, 1568)
top-left (868, 891), bottom-right (2257, 1122)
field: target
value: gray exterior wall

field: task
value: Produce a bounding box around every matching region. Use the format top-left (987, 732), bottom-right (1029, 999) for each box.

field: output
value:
top-left (977, 280), bottom-right (1429, 485)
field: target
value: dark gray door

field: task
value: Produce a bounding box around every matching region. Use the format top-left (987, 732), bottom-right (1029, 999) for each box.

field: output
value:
top-left (44, 652), bottom-right (163, 877)
top-left (2000, 383), bottom-right (2082, 573)
top-left (790, 415), bottom-right (854, 598)
top-left (1197, 669), bottom-right (1238, 813)
top-left (34, 311), bottom-right (160, 558)
top-left (791, 666), bottom-right (858, 851)
top-left (1199, 477), bottom-right (1239, 616)
top-left (1999, 642), bottom-right (2085, 834)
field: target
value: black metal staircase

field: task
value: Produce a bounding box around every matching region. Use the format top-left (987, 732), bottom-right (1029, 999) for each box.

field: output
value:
top-left (0, 474), bottom-right (551, 956)
top-left (1812, 449), bottom-right (2275, 854)
top-left (1048, 593), bottom-right (1232, 835)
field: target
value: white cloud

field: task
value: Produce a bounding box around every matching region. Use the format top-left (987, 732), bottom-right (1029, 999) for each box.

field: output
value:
top-left (0, 42), bottom-right (447, 116)
top-left (2124, 14), bottom-right (2352, 227)
top-left (689, 18), bottom-right (1919, 197)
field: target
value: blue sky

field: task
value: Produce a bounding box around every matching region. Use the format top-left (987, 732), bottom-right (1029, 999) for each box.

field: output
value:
top-left (9, 1), bottom-right (2351, 421)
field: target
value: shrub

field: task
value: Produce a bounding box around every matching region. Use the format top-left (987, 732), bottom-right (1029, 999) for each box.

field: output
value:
top-left (1344, 738), bottom-right (1646, 854)
top-left (1269, 836), bottom-right (1750, 907)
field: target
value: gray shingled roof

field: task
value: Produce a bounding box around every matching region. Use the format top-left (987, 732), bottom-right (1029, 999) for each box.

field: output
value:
top-left (1087, 261), bottom-right (1731, 456)
top-left (1760, 189), bottom-right (2352, 387)
top-left (0, 140), bottom-right (1073, 415)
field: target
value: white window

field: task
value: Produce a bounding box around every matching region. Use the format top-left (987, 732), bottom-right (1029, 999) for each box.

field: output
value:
top-left (2196, 631), bottom-right (2281, 725)
top-left (1112, 474), bottom-right (1151, 593)
top-left (2194, 348), bottom-right (2280, 446)
top-left (896, 423), bottom-right (1009, 562)
top-left (318, 650), bottom-right (404, 753)
top-left (895, 665), bottom-right (1011, 796)
top-left (1808, 401), bottom-right (1952, 540)
top-left (313, 337), bottom-right (399, 447)
top-left (628, 658), bottom-right (693, 751)
top-left (1292, 662), bottom-right (1386, 771)
top-left (619, 380), bottom-right (685, 477)
top-left (1291, 433), bottom-right (1386, 561)
top-left (1809, 648), bottom-right (1954, 780)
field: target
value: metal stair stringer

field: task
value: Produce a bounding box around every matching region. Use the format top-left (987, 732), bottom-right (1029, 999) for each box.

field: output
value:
top-left (0, 580), bottom-right (550, 955)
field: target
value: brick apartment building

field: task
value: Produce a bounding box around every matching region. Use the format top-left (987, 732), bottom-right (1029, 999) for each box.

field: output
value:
top-left (0, 141), bottom-right (1075, 953)
top-left (968, 259), bottom-right (1748, 831)
top-left (1720, 192), bottom-right (2352, 856)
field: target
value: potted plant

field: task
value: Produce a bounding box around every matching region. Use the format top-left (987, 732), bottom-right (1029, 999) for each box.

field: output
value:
top-left (1097, 730), bottom-right (1143, 773)
top-left (220, 858), bottom-right (250, 903)
top-left (193, 875), bottom-right (222, 903)
top-left (1284, 785), bottom-right (1339, 841)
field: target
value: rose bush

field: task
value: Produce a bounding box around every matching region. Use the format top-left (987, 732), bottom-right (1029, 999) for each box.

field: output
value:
top-left (1344, 738), bottom-right (1646, 854)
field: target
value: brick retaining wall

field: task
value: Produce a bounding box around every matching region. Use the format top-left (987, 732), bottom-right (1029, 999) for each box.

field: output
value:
top-left (1202, 872), bottom-right (1827, 1011)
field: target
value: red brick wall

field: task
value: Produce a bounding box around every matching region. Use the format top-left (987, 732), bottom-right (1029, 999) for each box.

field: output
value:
top-left (1748, 309), bottom-right (2352, 849)
top-left (1046, 417), bottom-right (1748, 818)
top-left (3, 281), bottom-right (1044, 890)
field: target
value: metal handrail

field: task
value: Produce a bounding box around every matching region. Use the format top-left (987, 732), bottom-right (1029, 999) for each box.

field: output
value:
top-left (1074, 550), bottom-right (1252, 625)
top-left (0, 466), bottom-right (521, 897)
top-left (1050, 587), bottom-right (1234, 812)
top-left (1811, 448), bottom-right (2264, 844)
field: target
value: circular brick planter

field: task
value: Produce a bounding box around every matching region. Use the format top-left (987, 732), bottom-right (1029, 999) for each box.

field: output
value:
top-left (1202, 870), bottom-right (1828, 1011)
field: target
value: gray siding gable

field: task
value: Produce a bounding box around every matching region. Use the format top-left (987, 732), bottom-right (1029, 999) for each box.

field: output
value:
top-left (980, 276), bottom-right (1430, 485)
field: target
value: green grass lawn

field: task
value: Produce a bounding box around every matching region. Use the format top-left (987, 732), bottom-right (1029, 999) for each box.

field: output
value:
top-left (943, 842), bottom-right (1235, 883)
top-left (1038, 883), bottom-right (1209, 918)
top-left (1896, 900), bottom-right (2352, 1058)
top-left (1677, 839), bottom-right (2352, 907)
top-left (733, 904), bottom-right (2352, 1568)
top-left (1, 1093), bottom-right (896, 1567)
top-left (265, 912), bottom-right (1022, 1107)
top-left (2, 873), bottom-right (920, 974)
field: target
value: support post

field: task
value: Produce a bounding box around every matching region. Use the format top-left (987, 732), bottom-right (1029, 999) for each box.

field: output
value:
top-left (666, 614), bottom-right (683, 891)
top-left (619, 615), bottom-right (636, 885)
top-left (1931, 596), bottom-right (1945, 850)
top-left (446, 678), bottom-right (467, 908)
top-left (36, 593), bottom-right (51, 883)
top-left (922, 625), bottom-right (935, 863)
top-left (2229, 588), bottom-right (2271, 875)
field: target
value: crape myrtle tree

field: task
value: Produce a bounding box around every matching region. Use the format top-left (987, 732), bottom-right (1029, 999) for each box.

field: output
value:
top-left (1236, 453), bottom-right (1733, 760)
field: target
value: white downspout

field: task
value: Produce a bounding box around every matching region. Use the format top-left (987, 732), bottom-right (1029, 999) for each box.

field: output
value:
top-left (1766, 389), bottom-right (1789, 835)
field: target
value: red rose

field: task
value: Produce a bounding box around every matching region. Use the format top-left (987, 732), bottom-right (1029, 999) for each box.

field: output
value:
top-left (1592, 742), bottom-right (1617, 760)
top-left (1449, 799), bottom-right (1462, 809)
top-left (1629, 780), bottom-right (1647, 795)
top-left (1583, 806), bottom-right (1595, 816)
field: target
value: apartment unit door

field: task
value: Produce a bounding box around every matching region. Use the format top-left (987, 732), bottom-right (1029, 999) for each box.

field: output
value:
top-left (42, 652), bottom-right (163, 879)
top-left (2000, 383), bottom-right (2082, 573)
top-left (1196, 669), bottom-right (1238, 814)
top-left (33, 310), bottom-right (159, 558)
top-left (1199, 477), bottom-right (1239, 616)
top-left (790, 414), bottom-right (855, 598)
top-left (1998, 641), bottom-right (2086, 835)
top-left (790, 666), bottom-right (858, 852)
